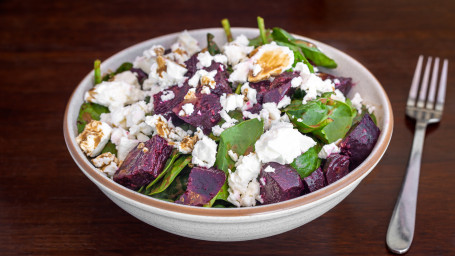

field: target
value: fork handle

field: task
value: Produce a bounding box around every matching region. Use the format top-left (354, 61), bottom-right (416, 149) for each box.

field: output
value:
top-left (386, 121), bottom-right (427, 254)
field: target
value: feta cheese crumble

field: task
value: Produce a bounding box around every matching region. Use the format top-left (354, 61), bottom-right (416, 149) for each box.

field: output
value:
top-left (191, 135), bottom-right (217, 168)
top-left (160, 90), bottom-right (175, 102)
top-left (227, 153), bottom-right (262, 207)
top-left (318, 140), bottom-right (341, 159)
top-left (76, 120), bottom-right (112, 157)
top-left (255, 123), bottom-right (317, 164)
top-left (84, 81), bottom-right (145, 108)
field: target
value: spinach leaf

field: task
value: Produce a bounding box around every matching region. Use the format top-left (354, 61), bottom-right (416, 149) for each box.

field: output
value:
top-left (151, 168), bottom-right (191, 202)
top-left (294, 39), bottom-right (337, 68)
top-left (271, 27), bottom-right (337, 69)
top-left (207, 33), bottom-right (221, 55)
top-left (271, 27), bottom-right (295, 43)
top-left (141, 152), bottom-right (180, 194)
top-left (100, 141), bottom-right (117, 155)
top-left (215, 119), bottom-right (264, 173)
top-left (286, 100), bottom-right (332, 133)
top-left (312, 98), bottom-right (355, 143)
top-left (101, 62), bottom-right (133, 82)
top-left (147, 155), bottom-right (192, 195)
top-left (76, 102), bottom-right (109, 133)
top-left (291, 144), bottom-right (321, 178)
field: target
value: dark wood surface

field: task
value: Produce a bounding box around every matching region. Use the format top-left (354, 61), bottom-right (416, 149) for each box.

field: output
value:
top-left (1, 0), bottom-right (454, 255)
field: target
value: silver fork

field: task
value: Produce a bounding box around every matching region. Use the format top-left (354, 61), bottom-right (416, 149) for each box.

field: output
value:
top-left (386, 56), bottom-right (448, 254)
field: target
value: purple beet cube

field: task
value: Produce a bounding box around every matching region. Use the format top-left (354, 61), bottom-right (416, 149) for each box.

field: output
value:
top-left (175, 167), bottom-right (226, 206)
top-left (113, 135), bottom-right (173, 190)
top-left (153, 84), bottom-right (190, 115)
top-left (259, 162), bottom-right (304, 205)
top-left (303, 167), bottom-right (327, 193)
top-left (262, 80), bottom-right (293, 104)
top-left (270, 71), bottom-right (299, 88)
top-left (198, 62), bottom-right (232, 96)
top-left (322, 153), bottom-right (350, 185)
top-left (340, 114), bottom-right (380, 170)
top-left (317, 72), bottom-right (353, 95)
top-left (184, 53), bottom-right (199, 78)
top-left (172, 93), bottom-right (222, 134)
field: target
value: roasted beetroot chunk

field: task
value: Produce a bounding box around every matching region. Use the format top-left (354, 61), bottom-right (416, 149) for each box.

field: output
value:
top-left (199, 62), bottom-right (232, 96)
top-left (303, 167), bottom-right (327, 193)
top-left (250, 72), bottom-right (298, 106)
top-left (175, 167), bottom-right (226, 206)
top-left (317, 72), bottom-right (353, 95)
top-left (262, 80), bottom-right (293, 104)
top-left (172, 93), bottom-right (222, 134)
top-left (340, 114), bottom-right (380, 170)
top-left (323, 153), bottom-right (350, 185)
top-left (259, 162), bottom-right (304, 205)
top-left (153, 84), bottom-right (190, 115)
top-left (113, 135), bottom-right (173, 190)
top-left (184, 53), bottom-right (199, 78)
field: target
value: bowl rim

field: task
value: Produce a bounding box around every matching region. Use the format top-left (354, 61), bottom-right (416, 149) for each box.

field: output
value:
top-left (63, 27), bottom-right (393, 217)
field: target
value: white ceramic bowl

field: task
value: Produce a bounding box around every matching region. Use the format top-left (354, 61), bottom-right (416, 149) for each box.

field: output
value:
top-left (64, 28), bottom-right (393, 241)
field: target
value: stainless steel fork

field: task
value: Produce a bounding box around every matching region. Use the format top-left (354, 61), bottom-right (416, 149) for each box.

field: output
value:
top-left (386, 56), bottom-right (448, 254)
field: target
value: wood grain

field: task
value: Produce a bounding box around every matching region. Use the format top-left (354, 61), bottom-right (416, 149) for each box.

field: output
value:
top-left (1, 0), bottom-right (454, 255)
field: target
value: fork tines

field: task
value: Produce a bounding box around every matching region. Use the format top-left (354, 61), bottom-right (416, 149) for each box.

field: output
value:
top-left (407, 55), bottom-right (448, 116)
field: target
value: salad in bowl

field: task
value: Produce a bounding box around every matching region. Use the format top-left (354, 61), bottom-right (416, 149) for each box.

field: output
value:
top-left (74, 17), bottom-right (381, 209)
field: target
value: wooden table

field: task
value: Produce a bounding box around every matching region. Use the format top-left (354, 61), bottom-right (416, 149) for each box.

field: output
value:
top-left (1, 0), bottom-right (454, 255)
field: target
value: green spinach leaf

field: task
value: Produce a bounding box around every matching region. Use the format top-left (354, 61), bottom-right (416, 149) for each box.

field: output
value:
top-left (147, 155), bottom-right (192, 196)
top-left (290, 144), bottom-right (321, 178)
top-left (286, 100), bottom-right (332, 133)
top-left (312, 98), bottom-right (355, 143)
top-left (215, 119), bottom-right (264, 173)
top-left (76, 102), bottom-right (109, 133)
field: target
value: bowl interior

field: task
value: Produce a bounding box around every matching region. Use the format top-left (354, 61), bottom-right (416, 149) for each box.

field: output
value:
top-left (64, 27), bottom-right (393, 217)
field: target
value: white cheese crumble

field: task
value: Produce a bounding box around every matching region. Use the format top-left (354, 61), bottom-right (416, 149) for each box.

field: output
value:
top-left (249, 42), bottom-right (294, 77)
top-left (148, 58), bottom-right (187, 90)
top-left (220, 93), bottom-right (244, 112)
top-left (84, 81), bottom-right (145, 108)
top-left (113, 71), bottom-right (140, 88)
top-left (331, 89), bottom-right (346, 102)
top-left (277, 95), bottom-right (291, 109)
top-left (76, 120), bottom-right (112, 157)
top-left (259, 102), bottom-right (282, 130)
top-left (188, 69), bottom-right (217, 88)
top-left (160, 90), bottom-right (175, 102)
top-left (179, 103), bottom-right (194, 116)
top-left (228, 150), bottom-right (239, 162)
top-left (197, 51), bottom-right (214, 68)
top-left (227, 153), bottom-right (262, 207)
top-left (318, 140), bottom-right (341, 159)
top-left (191, 135), bottom-right (217, 168)
top-left (241, 82), bottom-right (258, 108)
top-left (351, 92), bottom-right (363, 114)
top-left (91, 152), bottom-right (119, 178)
top-left (255, 123), bottom-right (317, 164)
top-left (291, 76), bottom-right (303, 88)
top-left (264, 165), bottom-right (275, 173)
top-left (228, 61), bottom-right (251, 83)
top-left (222, 34), bottom-right (254, 66)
